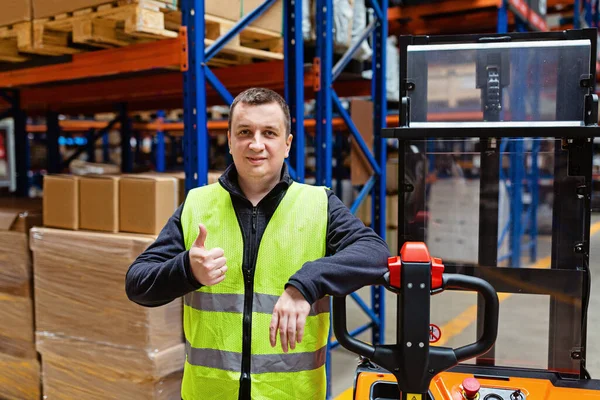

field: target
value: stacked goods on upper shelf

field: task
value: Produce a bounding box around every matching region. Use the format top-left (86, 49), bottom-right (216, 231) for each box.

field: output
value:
top-left (0, 0), bottom-right (284, 67)
top-left (30, 226), bottom-right (184, 399)
top-left (0, 0), bottom-right (180, 63)
top-left (0, 198), bottom-right (42, 400)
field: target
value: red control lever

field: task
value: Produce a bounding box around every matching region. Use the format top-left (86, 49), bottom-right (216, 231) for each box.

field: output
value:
top-left (387, 242), bottom-right (445, 290)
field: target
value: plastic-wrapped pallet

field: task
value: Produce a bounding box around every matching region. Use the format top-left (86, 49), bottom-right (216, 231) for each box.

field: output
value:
top-left (302, 0), bottom-right (354, 47)
top-left (36, 333), bottom-right (184, 400)
top-left (334, 0), bottom-right (353, 47)
top-left (350, 0), bottom-right (372, 61)
top-left (30, 227), bottom-right (185, 399)
top-left (0, 198), bottom-right (42, 400)
top-left (386, 36), bottom-right (400, 102)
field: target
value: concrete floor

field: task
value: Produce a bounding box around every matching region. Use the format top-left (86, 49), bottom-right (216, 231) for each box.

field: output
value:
top-left (329, 214), bottom-right (600, 398)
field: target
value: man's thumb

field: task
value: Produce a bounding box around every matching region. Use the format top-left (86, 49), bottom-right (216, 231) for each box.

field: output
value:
top-left (193, 224), bottom-right (207, 248)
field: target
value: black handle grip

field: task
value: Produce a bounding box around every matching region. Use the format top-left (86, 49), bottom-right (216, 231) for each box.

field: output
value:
top-left (443, 274), bottom-right (499, 362)
top-left (332, 296), bottom-right (375, 360)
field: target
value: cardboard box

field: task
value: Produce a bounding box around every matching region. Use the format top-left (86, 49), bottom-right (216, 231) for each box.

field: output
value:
top-left (0, 352), bottom-right (40, 400)
top-left (387, 157), bottom-right (399, 193)
top-left (0, 200), bottom-right (41, 359)
top-left (0, 198), bottom-right (42, 294)
top-left (387, 228), bottom-right (398, 257)
top-left (119, 175), bottom-right (178, 235)
top-left (0, 0), bottom-right (31, 26)
top-left (37, 333), bottom-right (183, 400)
top-left (43, 175), bottom-right (79, 230)
top-left (350, 99), bottom-right (374, 186)
top-left (79, 175), bottom-right (120, 233)
top-left (0, 293), bottom-right (36, 359)
top-left (30, 227), bottom-right (182, 351)
top-left (205, 0), bottom-right (282, 33)
top-left (33, 0), bottom-right (178, 19)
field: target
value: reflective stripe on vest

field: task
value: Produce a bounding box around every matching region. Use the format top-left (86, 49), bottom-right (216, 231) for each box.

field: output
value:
top-left (180, 181), bottom-right (328, 400)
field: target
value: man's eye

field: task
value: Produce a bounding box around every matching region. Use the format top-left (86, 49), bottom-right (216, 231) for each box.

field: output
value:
top-left (265, 131), bottom-right (276, 136)
top-left (239, 130), bottom-right (250, 135)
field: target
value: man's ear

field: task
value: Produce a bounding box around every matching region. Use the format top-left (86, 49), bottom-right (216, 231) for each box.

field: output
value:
top-left (285, 134), bottom-right (294, 158)
top-left (227, 131), bottom-right (232, 154)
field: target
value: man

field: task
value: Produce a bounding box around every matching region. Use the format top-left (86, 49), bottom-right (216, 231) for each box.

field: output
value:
top-left (126, 87), bottom-right (390, 400)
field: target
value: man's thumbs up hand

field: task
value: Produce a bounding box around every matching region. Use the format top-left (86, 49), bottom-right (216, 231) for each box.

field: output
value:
top-left (189, 224), bottom-right (227, 286)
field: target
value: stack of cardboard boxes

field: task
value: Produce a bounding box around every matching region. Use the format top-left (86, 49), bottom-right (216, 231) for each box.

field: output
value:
top-left (30, 227), bottom-right (184, 399)
top-left (31, 171), bottom-right (222, 398)
top-left (0, 198), bottom-right (42, 400)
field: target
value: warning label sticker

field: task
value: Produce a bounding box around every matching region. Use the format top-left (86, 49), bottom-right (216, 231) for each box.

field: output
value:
top-left (407, 394), bottom-right (422, 400)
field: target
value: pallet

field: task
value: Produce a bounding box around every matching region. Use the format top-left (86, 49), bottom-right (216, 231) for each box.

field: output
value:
top-left (171, 13), bottom-right (283, 67)
top-left (0, 23), bottom-right (31, 62)
top-left (25, 0), bottom-right (179, 56)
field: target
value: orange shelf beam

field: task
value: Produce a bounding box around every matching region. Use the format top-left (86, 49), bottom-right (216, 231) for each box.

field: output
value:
top-left (0, 31), bottom-right (186, 88)
top-left (389, 0), bottom-right (570, 21)
top-left (388, 0), bottom-right (500, 21)
top-left (8, 60), bottom-right (372, 115)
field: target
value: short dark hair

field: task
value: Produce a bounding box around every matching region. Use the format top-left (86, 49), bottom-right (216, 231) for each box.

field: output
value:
top-left (228, 88), bottom-right (291, 137)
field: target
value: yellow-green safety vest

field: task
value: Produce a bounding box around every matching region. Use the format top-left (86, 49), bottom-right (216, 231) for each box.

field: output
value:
top-left (180, 181), bottom-right (329, 399)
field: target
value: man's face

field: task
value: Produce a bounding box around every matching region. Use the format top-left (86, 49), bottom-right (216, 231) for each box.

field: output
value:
top-left (228, 102), bottom-right (292, 184)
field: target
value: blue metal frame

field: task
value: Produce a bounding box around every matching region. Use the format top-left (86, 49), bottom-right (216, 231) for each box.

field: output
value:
top-left (86, 128), bottom-right (96, 163)
top-left (182, 0), bottom-right (208, 191)
top-left (102, 133), bottom-right (110, 163)
top-left (156, 110), bottom-right (166, 172)
top-left (119, 103), bottom-right (133, 173)
top-left (46, 111), bottom-right (61, 173)
top-left (315, 0), bottom-right (334, 188)
top-left (315, 0), bottom-right (388, 397)
top-left (283, 0), bottom-right (304, 182)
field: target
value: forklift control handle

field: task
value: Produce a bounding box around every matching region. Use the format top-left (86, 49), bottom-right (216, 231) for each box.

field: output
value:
top-left (332, 271), bottom-right (499, 386)
top-left (442, 274), bottom-right (499, 362)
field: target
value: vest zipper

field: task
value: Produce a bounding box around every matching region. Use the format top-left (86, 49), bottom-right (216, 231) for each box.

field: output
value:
top-left (240, 206), bottom-right (258, 399)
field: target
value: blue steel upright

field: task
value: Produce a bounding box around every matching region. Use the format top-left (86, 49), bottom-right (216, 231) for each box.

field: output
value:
top-left (182, 0), bottom-right (208, 191)
top-left (371, 0), bottom-right (388, 347)
top-left (284, 0), bottom-right (305, 182)
top-left (156, 110), bottom-right (166, 172)
top-left (315, 0), bottom-right (334, 188)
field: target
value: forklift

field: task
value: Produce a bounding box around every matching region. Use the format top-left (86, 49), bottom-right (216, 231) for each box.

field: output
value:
top-left (333, 28), bottom-right (600, 399)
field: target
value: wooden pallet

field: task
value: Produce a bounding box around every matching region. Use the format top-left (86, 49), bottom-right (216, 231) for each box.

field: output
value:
top-left (167, 13), bottom-right (283, 67)
top-left (0, 23), bottom-right (31, 62)
top-left (24, 0), bottom-right (179, 56)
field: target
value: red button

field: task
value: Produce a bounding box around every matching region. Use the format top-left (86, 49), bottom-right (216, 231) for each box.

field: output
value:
top-left (462, 377), bottom-right (480, 399)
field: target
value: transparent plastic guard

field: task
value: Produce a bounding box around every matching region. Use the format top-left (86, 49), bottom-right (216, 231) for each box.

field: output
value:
top-left (407, 40), bottom-right (591, 123)
top-left (398, 138), bottom-right (584, 374)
